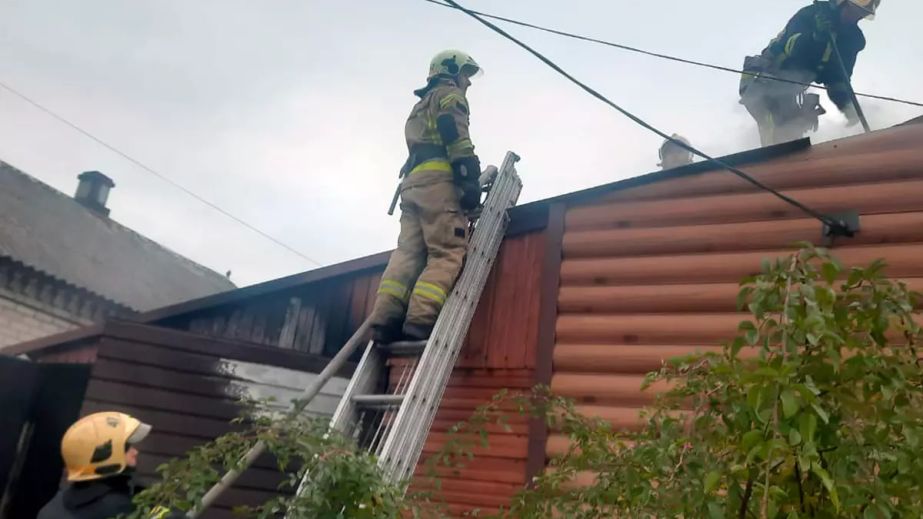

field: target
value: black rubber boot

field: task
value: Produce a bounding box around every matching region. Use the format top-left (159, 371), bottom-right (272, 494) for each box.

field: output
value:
top-left (402, 322), bottom-right (434, 342)
top-left (371, 322), bottom-right (403, 344)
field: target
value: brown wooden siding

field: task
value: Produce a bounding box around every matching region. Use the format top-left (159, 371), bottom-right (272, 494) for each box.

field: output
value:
top-left (26, 229), bottom-right (546, 516)
top-left (30, 321), bottom-right (350, 519)
top-left (548, 122), bottom-right (923, 460)
top-left (460, 231), bottom-right (545, 370)
top-left (408, 368), bottom-right (533, 516)
top-left (413, 230), bottom-right (547, 515)
top-left (180, 274), bottom-right (381, 357)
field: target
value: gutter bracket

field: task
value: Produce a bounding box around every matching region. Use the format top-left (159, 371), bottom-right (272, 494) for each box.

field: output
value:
top-left (822, 210), bottom-right (860, 246)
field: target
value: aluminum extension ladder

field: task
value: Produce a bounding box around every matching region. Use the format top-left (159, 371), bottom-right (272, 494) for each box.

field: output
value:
top-left (325, 151), bottom-right (521, 485)
top-left (190, 155), bottom-right (521, 519)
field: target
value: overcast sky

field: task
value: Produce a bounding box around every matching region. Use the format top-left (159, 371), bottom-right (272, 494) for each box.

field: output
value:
top-left (1, 0), bottom-right (921, 288)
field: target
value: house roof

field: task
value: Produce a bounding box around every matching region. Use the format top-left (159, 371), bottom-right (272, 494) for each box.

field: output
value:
top-left (137, 137), bottom-right (810, 325)
top-left (0, 161), bottom-right (236, 311)
top-left (11, 116), bottom-right (923, 357)
top-left (0, 254), bottom-right (133, 320)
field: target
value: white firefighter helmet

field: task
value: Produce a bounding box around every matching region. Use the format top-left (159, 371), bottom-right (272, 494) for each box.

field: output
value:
top-left (427, 50), bottom-right (482, 80)
top-left (658, 134), bottom-right (694, 170)
top-left (835, 0), bottom-right (881, 18)
top-left (659, 134), bottom-right (692, 159)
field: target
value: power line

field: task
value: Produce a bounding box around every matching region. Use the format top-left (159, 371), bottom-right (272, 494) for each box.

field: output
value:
top-left (424, 0), bottom-right (923, 109)
top-left (0, 79), bottom-right (323, 267)
top-left (440, 0), bottom-right (852, 236)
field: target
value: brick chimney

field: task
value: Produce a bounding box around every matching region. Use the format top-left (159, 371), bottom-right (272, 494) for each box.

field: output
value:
top-left (74, 171), bottom-right (115, 216)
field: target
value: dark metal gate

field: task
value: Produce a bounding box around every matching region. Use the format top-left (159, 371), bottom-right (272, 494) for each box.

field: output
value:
top-left (0, 356), bottom-right (90, 519)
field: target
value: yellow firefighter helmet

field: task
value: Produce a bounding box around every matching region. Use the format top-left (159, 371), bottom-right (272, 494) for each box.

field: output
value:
top-left (61, 411), bottom-right (151, 481)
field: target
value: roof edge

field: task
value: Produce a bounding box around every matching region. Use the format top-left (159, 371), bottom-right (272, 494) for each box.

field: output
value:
top-left (509, 137), bottom-right (811, 213)
top-left (897, 115), bottom-right (923, 127)
top-left (139, 249), bottom-right (393, 323)
top-left (4, 322), bottom-right (106, 357)
top-left (1, 255), bottom-right (136, 315)
top-left (9, 319), bottom-right (354, 376)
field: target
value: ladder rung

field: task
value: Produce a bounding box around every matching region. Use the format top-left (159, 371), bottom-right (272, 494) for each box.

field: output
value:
top-left (376, 340), bottom-right (427, 357)
top-left (352, 394), bottom-right (404, 408)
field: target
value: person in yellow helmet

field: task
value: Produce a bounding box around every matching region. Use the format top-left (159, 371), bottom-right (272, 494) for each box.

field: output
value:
top-left (37, 411), bottom-right (180, 519)
top-left (369, 49), bottom-right (483, 343)
top-left (739, 0), bottom-right (879, 146)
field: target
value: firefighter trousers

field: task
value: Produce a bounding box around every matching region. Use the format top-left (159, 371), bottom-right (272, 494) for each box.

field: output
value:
top-left (370, 171), bottom-right (468, 334)
top-left (742, 93), bottom-right (810, 147)
top-left (739, 62), bottom-right (817, 147)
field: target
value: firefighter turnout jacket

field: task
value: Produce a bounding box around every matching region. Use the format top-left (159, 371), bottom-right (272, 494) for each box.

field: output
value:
top-left (758, 1), bottom-right (866, 111)
top-left (402, 77), bottom-right (476, 181)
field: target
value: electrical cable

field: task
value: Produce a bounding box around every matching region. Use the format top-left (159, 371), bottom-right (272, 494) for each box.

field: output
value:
top-left (0, 79), bottom-right (324, 267)
top-left (423, 0), bottom-right (923, 109)
top-left (440, 0), bottom-right (852, 235)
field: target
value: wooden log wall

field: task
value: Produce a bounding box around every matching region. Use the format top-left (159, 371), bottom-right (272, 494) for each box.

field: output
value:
top-left (31, 321), bottom-right (350, 519)
top-left (548, 122), bottom-right (923, 461)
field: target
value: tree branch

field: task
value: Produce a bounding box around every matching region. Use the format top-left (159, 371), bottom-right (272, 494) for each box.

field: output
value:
top-left (794, 459), bottom-right (806, 514)
top-left (739, 475), bottom-right (755, 519)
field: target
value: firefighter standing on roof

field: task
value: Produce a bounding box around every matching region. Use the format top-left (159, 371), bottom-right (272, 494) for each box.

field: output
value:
top-left (369, 50), bottom-right (483, 343)
top-left (739, 0), bottom-right (879, 146)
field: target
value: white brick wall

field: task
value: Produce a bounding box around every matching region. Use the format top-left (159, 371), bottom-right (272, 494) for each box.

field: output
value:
top-left (0, 294), bottom-right (83, 350)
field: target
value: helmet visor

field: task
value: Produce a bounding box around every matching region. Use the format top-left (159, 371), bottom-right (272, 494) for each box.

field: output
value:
top-left (461, 63), bottom-right (483, 79)
top-left (127, 422), bottom-right (152, 445)
top-left (849, 0), bottom-right (879, 17)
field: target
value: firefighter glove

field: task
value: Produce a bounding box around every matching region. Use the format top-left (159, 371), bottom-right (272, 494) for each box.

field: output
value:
top-left (452, 155), bottom-right (482, 211)
top-left (813, 9), bottom-right (835, 40)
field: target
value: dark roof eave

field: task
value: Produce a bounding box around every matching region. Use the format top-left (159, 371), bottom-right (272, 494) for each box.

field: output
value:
top-left (4, 322), bottom-right (106, 357)
top-left (139, 249), bottom-right (394, 324)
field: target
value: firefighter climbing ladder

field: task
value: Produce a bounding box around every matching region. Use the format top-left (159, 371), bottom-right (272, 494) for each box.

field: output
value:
top-left (190, 152), bottom-right (521, 518)
top-left (320, 150), bottom-right (522, 486)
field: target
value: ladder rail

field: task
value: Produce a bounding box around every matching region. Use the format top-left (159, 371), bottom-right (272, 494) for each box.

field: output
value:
top-left (328, 340), bottom-right (382, 434)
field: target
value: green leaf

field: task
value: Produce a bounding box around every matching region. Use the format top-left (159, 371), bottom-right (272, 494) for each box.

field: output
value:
top-left (704, 471), bottom-right (721, 493)
top-left (811, 402), bottom-right (830, 424)
top-left (811, 463), bottom-right (840, 510)
top-left (846, 268), bottom-right (863, 287)
top-left (799, 413), bottom-right (817, 442)
top-left (747, 386), bottom-right (763, 411)
top-left (788, 429), bottom-right (802, 446)
top-left (736, 286), bottom-right (754, 311)
top-left (742, 430), bottom-right (763, 451)
top-left (781, 390), bottom-right (799, 418)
